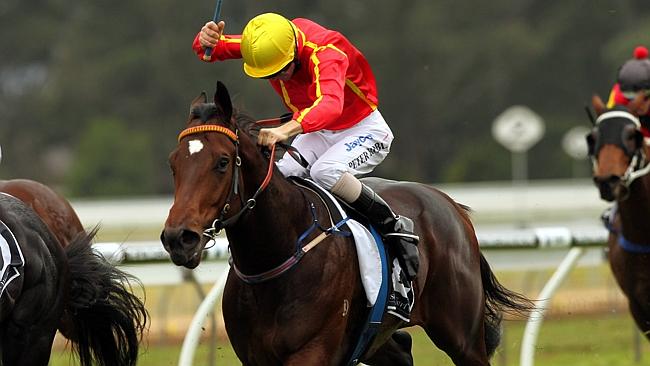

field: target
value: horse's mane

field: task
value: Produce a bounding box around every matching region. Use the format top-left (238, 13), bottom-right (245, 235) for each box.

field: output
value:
top-left (190, 103), bottom-right (259, 138)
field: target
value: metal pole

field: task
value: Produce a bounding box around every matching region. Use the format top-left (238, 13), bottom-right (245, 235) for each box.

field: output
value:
top-left (634, 325), bottom-right (641, 363)
top-left (520, 247), bottom-right (585, 366)
top-left (512, 151), bottom-right (529, 227)
top-left (178, 266), bottom-right (230, 366)
top-left (183, 268), bottom-right (218, 366)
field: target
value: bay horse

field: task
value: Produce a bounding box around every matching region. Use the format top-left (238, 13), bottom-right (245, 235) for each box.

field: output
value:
top-left (0, 195), bottom-right (148, 365)
top-left (161, 81), bottom-right (532, 365)
top-left (589, 94), bottom-right (650, 339)
top-left (0, 179), bottom-right (84, 247)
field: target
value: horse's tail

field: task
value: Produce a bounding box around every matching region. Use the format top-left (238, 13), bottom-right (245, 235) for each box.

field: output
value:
top-left (63, 228), bottom-right (148, 366)
top-left (479, 253), bottom-right (534, 357)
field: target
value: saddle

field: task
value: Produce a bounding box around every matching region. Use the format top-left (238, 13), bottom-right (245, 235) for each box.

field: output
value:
top-left (289, 177), bottom-right (414, 321)
top-left (0, 219), bottom-right (24, 297)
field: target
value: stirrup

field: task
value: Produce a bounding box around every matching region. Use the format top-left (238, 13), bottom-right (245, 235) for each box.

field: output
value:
top-left (385, 231), bottom-right (420, 243)
top-left (388, 216), bottom-right (419, 243)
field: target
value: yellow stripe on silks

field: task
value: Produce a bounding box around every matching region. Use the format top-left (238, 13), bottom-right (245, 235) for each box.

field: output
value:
top-left (346, 79), bottom-right (377, 110)
top-left (220, 36), bottom-right (241, 44)
top-left (280, 81), bottom-right (299, 113)
top-left (606, 89), bottom-right (616, 109)
top-left (296, 49), bottom-right (326, 122)
top-left (296, 45), bottom-right (348, 123)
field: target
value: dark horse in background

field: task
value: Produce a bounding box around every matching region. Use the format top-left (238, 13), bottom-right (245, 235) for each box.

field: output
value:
top-left (589, 94), bottom-right (650, 339)
top-left (161, 82), bottom-right (532, 365)
top-left (0, 190), bottom-right (148, 365)
top-left (0, 179), bottom-right (84, 247)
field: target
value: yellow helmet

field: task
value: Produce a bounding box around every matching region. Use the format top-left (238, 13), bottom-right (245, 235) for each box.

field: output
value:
top-left (241, 13), bottom-right (296, 78)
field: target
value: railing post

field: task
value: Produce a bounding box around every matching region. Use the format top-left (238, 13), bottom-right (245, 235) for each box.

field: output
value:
top-left (178, 266), bottom-right (230, 366)
top-left (520, 247), bottom-right (584, 366)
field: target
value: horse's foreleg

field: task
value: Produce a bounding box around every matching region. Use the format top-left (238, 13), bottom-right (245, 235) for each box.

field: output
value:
top-left (362, 330), bottom-right (414, 366)
top-left (2, 322), bottom-right (57, 366)
top-left (627, 295), bottom-right (650, 340)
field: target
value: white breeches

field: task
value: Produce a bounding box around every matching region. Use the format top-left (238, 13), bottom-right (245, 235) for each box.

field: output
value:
top-left (276, 109), bottom-right (394, 190)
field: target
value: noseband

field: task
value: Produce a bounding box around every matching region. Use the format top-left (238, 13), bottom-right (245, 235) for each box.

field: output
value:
top-left (591, 111), bottom-right (650, 190)
top-left (177, 124), bottom-right (276, 241)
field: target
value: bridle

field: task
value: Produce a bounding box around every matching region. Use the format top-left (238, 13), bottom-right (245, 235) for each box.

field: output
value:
top-left (177, 124), bottom-right (276, 241)
top-left (177, 122), bottom-right (340, 284)
top-left (590, 110), bottom-right (650, 191)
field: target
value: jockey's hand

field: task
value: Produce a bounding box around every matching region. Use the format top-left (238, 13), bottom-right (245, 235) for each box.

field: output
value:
top-left (199, 21), bottom-right (225, 49)
top-left (257, 120), bottom-right (303, 148)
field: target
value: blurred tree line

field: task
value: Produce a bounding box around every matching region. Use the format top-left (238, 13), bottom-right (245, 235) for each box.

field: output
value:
top-left (1, 0), bottom-right (649, 197)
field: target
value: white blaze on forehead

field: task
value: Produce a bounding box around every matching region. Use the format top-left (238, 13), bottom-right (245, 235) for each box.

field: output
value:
top-left (188, 140), bottom-right (204, 155)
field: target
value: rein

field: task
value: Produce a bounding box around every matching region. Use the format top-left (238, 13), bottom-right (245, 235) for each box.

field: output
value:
top-left (177, 124), bottom-right (276, 240)
top-left (177, 121), bottom-right (336, 284)
top-left (602, 205), bottom-right (650, 253)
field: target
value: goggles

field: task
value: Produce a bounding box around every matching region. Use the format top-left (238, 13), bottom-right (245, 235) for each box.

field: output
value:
top-left (261, 61), bottom-right (293, 80)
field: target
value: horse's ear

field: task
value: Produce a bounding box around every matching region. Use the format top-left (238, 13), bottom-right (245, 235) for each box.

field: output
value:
top-left (215, 81), bottom-right (233, 123)
top-left (190, 92), bottom-right (208, 112)
top-left (592, 94), bottom-right (607, 116)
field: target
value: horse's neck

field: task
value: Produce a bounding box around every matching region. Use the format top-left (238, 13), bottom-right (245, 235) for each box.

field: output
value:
top-left (226, 145), bottom-right (314, 274)
top-left (618, 175), bottom-right (650, 241)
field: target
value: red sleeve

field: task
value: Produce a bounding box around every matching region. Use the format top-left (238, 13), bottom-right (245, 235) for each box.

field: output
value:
top-left (192, 33), bottom-right (243, 62)
top-left (294, 47), bottom-right (349, 132)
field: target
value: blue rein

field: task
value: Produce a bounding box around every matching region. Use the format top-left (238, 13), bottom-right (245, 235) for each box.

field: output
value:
top-left (602, 205), bottom-right (650, 254)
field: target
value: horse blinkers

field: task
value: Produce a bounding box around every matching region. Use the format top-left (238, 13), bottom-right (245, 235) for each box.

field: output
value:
top-left (588, 112), bottom-right (645, 201)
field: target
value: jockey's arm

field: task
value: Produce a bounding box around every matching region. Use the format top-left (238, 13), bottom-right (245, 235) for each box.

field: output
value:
top-left (257, 120), bottom-right (303, 148)
top-left (192, 21), bottom-right (243, 62)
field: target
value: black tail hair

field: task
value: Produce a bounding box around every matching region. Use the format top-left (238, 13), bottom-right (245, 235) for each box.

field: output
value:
top-left (64, 228), bottom-right (148, 366)
top-left (479, 253), bottom-right (535, 357)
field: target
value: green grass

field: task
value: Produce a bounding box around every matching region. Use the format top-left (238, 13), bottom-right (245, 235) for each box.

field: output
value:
top-left (50, 312), bottom-right (650, 366)
top-left (48, 263), bottom-right (649, 365)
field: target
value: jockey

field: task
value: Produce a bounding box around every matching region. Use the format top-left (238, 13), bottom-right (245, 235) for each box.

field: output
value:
top-left (607, 45), bottom-right (650, 138)
top-left (193, 12), bottom-right (419, 280)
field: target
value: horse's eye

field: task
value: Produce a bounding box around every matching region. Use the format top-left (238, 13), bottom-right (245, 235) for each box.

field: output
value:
top-left (215, 156), bottom-right (230, 173)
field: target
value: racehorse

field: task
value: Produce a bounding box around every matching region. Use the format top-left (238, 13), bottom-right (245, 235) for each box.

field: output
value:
top-left (0, 179), bottom-right (84, 247)
top-left (161, 81), bottom-right (532, 365)
top-left (0, 196), bottom-right (148, 365)
top-left (588, 94), bottom-right (650, 339)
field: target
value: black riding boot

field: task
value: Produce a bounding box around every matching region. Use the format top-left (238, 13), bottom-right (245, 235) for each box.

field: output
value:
top-left (350, 184), bottom-right (420, 281)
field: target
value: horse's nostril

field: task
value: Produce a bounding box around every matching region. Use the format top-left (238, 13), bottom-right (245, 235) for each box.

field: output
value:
top-left (181, 229), bottom-right (201, 247)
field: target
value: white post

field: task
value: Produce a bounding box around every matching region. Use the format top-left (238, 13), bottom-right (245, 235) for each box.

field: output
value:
top-left (178, 266), bottom-right (230, 366)
top-left (520, 247), bottom-right (584, 366)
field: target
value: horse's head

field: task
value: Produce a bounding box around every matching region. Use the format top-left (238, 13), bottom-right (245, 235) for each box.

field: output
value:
top-left (161, 81), bottom-right (239, 268)
top-left (587, 95), bottom-right (647, 201)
